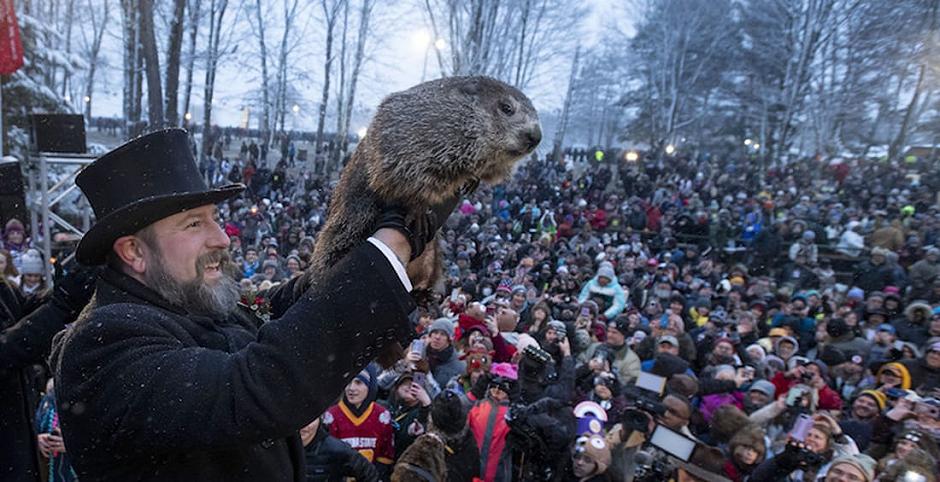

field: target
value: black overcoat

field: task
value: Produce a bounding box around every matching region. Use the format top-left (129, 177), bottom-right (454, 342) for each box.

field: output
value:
top-left (1, 283), bottom-right (71, 482)
top-left (53, 243), bottom-right (415, 481)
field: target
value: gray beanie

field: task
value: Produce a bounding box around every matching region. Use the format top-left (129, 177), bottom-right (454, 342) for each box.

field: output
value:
top-left (547, 320), bottom-right (567, 337)
top-left (20, 251), bottom-right (44, 275)
top-left (429, 318), bottom-right (454, 339)
top-left (749, 379), bottom-right (776, 398)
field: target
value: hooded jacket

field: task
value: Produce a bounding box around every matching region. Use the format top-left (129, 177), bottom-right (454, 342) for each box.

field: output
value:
top-left (578, 272), bottom-right (627, 320)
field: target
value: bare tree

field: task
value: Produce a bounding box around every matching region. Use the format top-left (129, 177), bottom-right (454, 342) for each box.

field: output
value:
top-left (139, 0), bottom-right (164, 129)
top-left (79, 0), bottom-right (110, 121)
top-left (315, 0), bottom-right (345, 172)
top-left (335, 0), bottom-right (373, 169)
top-left (422, 0), bottom-right (580, 89)
top-left (121, 0), bottom-right (142, 135)
top-left (200, 0), bottom-right (231, 163)
top-left (164, 0), bottom-right (187, 126)
top-left (272, 0), bottom-right (303, 136)
top-left (248, 0), bottom-right (273, 142)
top-left (552, 44), bottom-right (580, 162)
top-left (181, 0), bottom-right (202, 126)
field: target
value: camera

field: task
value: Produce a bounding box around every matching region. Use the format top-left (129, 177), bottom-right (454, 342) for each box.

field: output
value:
top-left (619, 386), bottom-right (667, 434)
top-left (506, 399), bottom-right (575, 481)
top-left (792, 445), bottom-right (825, 467)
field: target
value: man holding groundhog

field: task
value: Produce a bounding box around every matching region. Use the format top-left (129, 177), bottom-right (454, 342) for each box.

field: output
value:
top-left (51, 128), bottom-right (455, 481)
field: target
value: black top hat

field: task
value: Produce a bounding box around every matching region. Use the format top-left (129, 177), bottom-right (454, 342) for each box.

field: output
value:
top-left (75, 128), bottom-right (245, 265)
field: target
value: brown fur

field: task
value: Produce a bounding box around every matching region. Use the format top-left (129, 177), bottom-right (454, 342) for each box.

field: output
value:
top-left (302, 76), bottom-right (539, 367)
top-left (305, 76), bottom-right (540, 291)
top-left (391, 433), bottom-right (448, 482)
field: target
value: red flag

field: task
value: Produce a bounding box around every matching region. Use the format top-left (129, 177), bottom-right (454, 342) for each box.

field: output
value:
top-left (0, 0), bottom-right (24, 75)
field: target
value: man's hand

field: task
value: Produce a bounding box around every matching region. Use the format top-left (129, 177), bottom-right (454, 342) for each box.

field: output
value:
top-left (559, 336), bottom-right (571, 357)
top-left (375, 184), bottom-right (469, 261)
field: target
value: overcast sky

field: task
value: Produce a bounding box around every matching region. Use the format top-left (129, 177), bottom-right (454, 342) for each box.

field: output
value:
top-left (88, 0), bottom-right (633, 130)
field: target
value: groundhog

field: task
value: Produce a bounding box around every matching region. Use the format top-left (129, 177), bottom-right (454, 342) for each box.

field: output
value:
top-left (391, 433), bottom-right (448, 482)
top-left (308, 76), bottom-right (541, 293)
top-left (303, 76), bottom-right (540, 367)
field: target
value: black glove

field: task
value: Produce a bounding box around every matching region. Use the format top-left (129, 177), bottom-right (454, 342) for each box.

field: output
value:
top-left (51, 256), bottom-right (100, 315)
top-left (375, 179), bottom-right (478, 260)
top-left (774, 440), bottom-right (805, 472)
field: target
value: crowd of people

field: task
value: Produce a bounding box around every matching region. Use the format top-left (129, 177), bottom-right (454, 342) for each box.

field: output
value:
top-left (3, 140), bottom-right (940, 482)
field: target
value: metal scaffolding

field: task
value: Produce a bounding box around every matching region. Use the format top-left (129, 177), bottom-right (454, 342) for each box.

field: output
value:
top-left (21, 152), bottom-right (96, 284)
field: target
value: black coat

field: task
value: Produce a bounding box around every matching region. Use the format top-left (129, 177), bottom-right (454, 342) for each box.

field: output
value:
top-left (1, 282), bottom-right (71, 482)
top-left (303, 425), bottom-right (378, 482)
top-left (443, 430), bottom-right (481, 482)
top-left (53, 243), bottom-right (415, 481)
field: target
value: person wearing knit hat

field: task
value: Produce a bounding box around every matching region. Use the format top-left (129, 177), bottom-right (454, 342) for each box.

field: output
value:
top-left (851, 390), bottom-right (886, 420)
top-left (747, 380), bottom-right (776, 411)
top-left (546, 320), bottom-right (567, 342)
top-left (2, 218), bottom-right (28, 260)
top-left (18, 249), bottom-right (46, 295)
top-left (453, 346), bottom-right (492, 400)
top-left (427, 390), bottom-right (480, 481)
top-left (570, 434), bottom-right (611, 480)
top-left (745, 343), bottom-right (767, 363)
top-left (578, 262), bottom-right (627, 320)
top-left (825, 454), bottom-right (877, 482)
top-left (509, 284), bottom-right (528, 314)
top-left (495, 278), bottom-right (513, 298)
top-left (426, 318), bottom-right (466, 388)
top-left (876, 362), bottom-right (912, 390)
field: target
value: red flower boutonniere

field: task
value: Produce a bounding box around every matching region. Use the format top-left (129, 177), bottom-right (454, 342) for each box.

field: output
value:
top-left (238, 289), bottom-right (272, 323)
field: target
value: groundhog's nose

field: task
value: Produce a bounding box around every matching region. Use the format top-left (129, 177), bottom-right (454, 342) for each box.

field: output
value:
top-left (525, 126), bottom-right (542, 151)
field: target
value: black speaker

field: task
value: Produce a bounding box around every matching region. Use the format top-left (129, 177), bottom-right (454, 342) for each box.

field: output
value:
top-left (29, 114), bottom-right (87, 153)
top-left (0, 162), bottom-right (27, 227)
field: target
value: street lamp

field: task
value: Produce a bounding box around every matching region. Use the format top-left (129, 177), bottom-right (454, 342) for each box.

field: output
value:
top-left (184, 112), bottom-right (192, 121)
top-left (357, 127), bottom-right (367, 139)
top-left (434, 38), bottom-right (447, 50)
top-left (292, 104), bottom-right (300, 114)
top-left (625, 151), bottom-right (639, 162)
top-left (744, 138), bottom-right (752, 146)
top-left (665, 144), bottom-right (676, 155)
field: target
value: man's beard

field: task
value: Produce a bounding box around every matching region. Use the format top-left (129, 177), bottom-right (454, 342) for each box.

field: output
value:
top-left (143, 248), bottom-right (239, 318)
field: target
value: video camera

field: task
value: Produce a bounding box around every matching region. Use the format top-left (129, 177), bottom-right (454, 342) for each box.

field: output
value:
top-left (505, 398), bottom-right (574, 481)
top-left (620, 372), bottom-right (668, 435)
top-left (634, 424), bottom-right (699, 482)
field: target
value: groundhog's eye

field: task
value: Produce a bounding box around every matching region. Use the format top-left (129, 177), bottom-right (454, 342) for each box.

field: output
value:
top-left (499, 101), bottom-right (515, 116)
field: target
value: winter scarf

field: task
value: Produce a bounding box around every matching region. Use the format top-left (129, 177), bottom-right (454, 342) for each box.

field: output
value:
top-left (426, 344), bottom-right (456, 369)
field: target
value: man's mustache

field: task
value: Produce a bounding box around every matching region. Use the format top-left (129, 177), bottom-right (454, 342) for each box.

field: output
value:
top-left (195, 249), bottom-right (232, 275)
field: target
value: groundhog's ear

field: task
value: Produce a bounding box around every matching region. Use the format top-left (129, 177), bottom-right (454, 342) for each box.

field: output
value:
top-left (458, 79), bottom-right (480, 99)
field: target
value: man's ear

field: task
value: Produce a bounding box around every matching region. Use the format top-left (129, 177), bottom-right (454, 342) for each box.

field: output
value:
top-left (112, 235), bottom-right (148, 275)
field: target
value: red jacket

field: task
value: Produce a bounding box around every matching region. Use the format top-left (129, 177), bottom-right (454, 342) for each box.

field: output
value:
top-left (468, 398), bottom-right (511, 481)
top-left (770, 371), bottom-right (843, 411)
